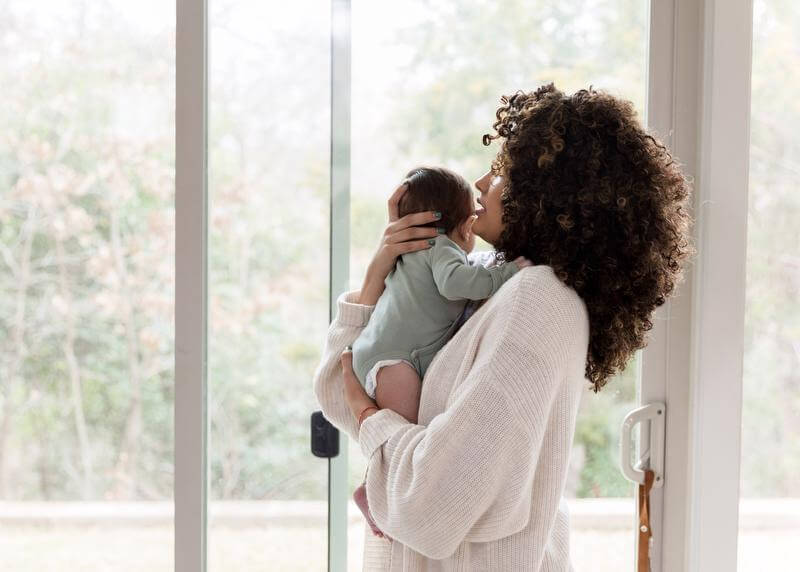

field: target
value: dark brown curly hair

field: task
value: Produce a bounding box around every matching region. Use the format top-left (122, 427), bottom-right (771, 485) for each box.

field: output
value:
top-left (482, 83), bottom-right (694, 392)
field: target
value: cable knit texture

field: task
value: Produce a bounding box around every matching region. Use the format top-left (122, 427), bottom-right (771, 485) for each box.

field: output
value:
top-left (312, 262), bottom-right (590, 571)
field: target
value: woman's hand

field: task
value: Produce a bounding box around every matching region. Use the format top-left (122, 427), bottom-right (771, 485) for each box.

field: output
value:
top-left (358, 182), bottom-right (443, 305)
top-left (513, 255), bottom-right (533, 270)
top-left (340, 346), bottom-right (380, 426)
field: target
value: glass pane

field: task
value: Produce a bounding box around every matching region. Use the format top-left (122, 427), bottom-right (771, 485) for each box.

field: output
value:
top-left (348, 1), bottom-right (647, 569)
top-left (739, 1), bottom-right (800, 569)
top-left (207, 1), bottom-right (330, 570)
top-left (0, 1), bottom-right (175, 570)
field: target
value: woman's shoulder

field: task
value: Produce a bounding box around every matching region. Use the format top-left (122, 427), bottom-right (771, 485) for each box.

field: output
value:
top-left (497, 264), bottom-right (589, 346)
top-left (463, 265), bottom-right (588, 436)
top-left (517, 265), bottom-right (585, 309)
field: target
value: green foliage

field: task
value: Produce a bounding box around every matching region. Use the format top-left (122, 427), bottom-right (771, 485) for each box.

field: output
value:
top-left (1, 0), bottom-right (796, 507)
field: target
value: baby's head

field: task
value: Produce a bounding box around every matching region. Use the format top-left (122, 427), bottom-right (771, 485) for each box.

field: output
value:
top-left (398, 166), bottom-right (477, 252)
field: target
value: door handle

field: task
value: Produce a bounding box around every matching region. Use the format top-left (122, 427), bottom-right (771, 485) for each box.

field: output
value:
top-left (310, 410), bottom-right (339, 458)
top-left (620, 402), bottom-right (665, 488)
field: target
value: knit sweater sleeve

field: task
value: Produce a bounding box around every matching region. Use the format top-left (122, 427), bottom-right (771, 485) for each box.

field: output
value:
top-left (357, 267), bottom-right (583, 560)
top-left (311, 289), bottom-right (376, 442)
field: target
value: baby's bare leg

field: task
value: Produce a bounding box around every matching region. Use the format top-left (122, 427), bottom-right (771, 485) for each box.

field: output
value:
top-left (374, 362), bottom-right (422, 424)
top-left (354, 362), bottom-right (418, 542)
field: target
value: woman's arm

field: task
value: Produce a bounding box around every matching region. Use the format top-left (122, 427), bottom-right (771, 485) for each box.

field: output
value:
top-left (358, 182), bottom-right (444, 305)
top-left (359, 366), bottom-right (546, 560)
top-left (357, 366), bottom-right (538, 559)
top-left (356, 267), bottom-right (584, 559)
top-left (313, 182), bottom-right (443, 435)
top-left (312, 290), bottom-right (376, 441)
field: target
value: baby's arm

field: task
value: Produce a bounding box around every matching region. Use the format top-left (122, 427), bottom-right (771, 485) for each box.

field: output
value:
top-left (431, 238), bottom-right (521, 301)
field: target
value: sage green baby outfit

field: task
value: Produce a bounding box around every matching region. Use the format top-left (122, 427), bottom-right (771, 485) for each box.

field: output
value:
top-left (351, 234), bottom-right (520, 393)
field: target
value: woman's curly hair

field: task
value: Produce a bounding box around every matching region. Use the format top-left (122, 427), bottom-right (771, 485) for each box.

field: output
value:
top-left (483, 83), bottom-right (694, 392)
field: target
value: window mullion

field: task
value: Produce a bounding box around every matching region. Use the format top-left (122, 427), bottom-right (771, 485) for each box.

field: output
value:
top-left (175, 1), bottom-right (209, 571)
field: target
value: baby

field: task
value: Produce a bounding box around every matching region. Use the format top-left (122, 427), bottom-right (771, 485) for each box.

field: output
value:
top-left (350, 166), bottom-right (531, 539)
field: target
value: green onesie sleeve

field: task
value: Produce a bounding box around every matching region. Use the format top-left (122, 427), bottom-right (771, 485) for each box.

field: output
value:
top-left (430, 235), bottom-right (520, 301)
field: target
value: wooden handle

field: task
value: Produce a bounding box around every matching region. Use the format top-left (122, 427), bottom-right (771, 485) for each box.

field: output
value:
top-left (637, 469), bottom-right (655, 571)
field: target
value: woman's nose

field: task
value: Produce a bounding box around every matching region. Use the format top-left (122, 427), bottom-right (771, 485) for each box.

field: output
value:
top-left (474, 171), bottom-right (491, 192)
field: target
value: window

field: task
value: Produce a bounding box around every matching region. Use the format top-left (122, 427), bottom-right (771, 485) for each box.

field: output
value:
top-left (0, 1), bottom-right (175, 569)
top-left (206, 1), bottom-right (331, 569)
top-left (738, 1), bottom-right (800, 569)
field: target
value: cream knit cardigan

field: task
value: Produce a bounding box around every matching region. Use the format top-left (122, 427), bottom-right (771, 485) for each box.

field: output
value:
top-left (313, 263), bottom-right (590, 571)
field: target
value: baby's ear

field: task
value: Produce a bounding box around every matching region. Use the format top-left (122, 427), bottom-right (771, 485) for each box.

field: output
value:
top-left (460, 215), bottom-right (477, 240)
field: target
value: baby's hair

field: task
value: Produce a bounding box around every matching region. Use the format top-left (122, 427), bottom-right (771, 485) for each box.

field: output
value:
top-left (398, 166), bottom-right (475, 234)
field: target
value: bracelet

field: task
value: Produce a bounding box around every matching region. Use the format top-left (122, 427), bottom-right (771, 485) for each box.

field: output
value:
top-left (357, 405), bottom-right (380, 427)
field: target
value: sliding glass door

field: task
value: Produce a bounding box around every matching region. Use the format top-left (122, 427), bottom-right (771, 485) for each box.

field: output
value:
top-left (205, 1), bottom-right (331, 570)
top-left (345, 0), bottom-right (651, 569)
top-left (7, 1), bottom-right (791, 571)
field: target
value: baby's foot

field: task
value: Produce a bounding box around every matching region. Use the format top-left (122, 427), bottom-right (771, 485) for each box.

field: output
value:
top-left (353, 483), bottom-right (390, 540)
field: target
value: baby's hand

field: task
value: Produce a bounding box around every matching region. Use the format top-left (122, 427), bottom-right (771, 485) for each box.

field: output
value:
top-left (513, 255), bottom-right (533, 270)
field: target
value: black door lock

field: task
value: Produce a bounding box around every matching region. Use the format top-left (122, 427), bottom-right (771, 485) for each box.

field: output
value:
top-left (310, 410), bottom-right (339, 458)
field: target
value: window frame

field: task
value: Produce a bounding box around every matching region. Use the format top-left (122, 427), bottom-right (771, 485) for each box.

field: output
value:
top-left (175, 0), bottom-right (208, 571)
top-left (641, 1), bottom-right (753, 571)
top-left (328, 1), bottom-right (353, 571)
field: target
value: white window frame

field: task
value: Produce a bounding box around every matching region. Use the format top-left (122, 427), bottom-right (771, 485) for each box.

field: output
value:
top-left (642, 1), bottom-right (753, 571)
top-left (687, 0), bottom-right (753, 570)
top-left (329, 1), bottom-right (352, 571)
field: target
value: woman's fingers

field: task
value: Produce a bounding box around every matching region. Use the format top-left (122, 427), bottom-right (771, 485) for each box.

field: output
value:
top-left (341, 347), bottom-right (357, 390)
top-left (341, 346), bottom-right (374, 418)
top-left (384, 223), bottom-right (439, 244)
top-left (360, 189), bottom-right (441, 301)
top-left (340, 349), bottom-right (358, 413)
top-left (374, 210), bottom-right (442, 259)
top-left (514, 255), bottom-right (534, 269)
top-left (387, 210), bottom-right (441, 235)
top-left (384, 212), bottom-right (441, 255)
top-left (385, 239), bottom-right (436, 258)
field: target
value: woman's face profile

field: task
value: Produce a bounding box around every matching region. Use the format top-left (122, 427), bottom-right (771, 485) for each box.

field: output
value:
top-left (471, 170), bottom-right (507, 245)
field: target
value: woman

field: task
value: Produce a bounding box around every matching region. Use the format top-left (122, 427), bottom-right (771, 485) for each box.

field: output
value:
top-left (313, 83), bottom-right (692, 570)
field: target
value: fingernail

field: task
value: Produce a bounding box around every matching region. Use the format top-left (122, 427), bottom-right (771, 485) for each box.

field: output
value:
top-left (437, 227), bottom-right (446, 233)
top-left (433, 211), bottom-right (442, 219)
top-left (428, 238), bottom-right (436, 245)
